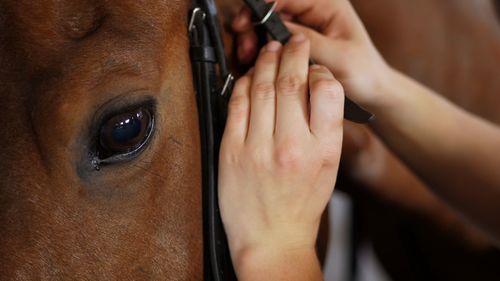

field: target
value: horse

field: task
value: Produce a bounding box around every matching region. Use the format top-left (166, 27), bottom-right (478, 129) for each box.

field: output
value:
top-left (342, 0), bottom-right (500, 280)
top-left (1, 0), bottom-right (499, 280)
top-left (0, 0), bottom-right (335, 279)
top-left (0, 0), bottom-right (205, 279)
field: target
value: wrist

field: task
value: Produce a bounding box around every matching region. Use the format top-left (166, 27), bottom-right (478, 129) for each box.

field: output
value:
top-left (366, 63), bottom-right (401, 112)
top-left (229, 228), bottom-right (318, 263)
top-left (362, 64), bottom-right (415, 125)
top-left (233, 243), bottom-right (319, 280)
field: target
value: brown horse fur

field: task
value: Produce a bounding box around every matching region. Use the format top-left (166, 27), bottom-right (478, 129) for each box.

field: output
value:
top-left (0, 0), bottom-right (204, 280)
top-left (0, 0), bottom-right (325, 279)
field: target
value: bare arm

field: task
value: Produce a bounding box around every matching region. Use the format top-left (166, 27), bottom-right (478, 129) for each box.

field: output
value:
top-left (369, 69), bottom-right (500, 243)
top-left (342, 122), bottom-right (496, 248)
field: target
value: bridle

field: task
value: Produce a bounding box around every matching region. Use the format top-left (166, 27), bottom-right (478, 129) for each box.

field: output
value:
top-left (189, 0), bottom-right (236, 280)
top-left (188, 1), bottom-right (372, 280)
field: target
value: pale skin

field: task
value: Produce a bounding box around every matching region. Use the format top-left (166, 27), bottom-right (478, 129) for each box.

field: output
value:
top-left (232, 0), bottom-right (498, 250)
top-left (264, 0), bottom-right (500, 243)
top-left (219, 0), bottom-right (500, 279)
top-left (219, 36), bottom-right (345, 280)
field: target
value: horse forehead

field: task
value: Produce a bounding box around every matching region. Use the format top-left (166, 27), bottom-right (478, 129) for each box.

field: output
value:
top-left (0, 0), bottom-right (191, 88)
top-left (3, 0), bottom-right (188, 44)
top-left (5, 0), bottom-right (187, 19)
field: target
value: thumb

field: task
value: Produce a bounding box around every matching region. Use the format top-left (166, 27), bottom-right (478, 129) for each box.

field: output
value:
top-left (285, 21), bottom-right (347, 74)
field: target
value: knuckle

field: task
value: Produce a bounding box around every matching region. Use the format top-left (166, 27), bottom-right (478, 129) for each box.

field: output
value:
top-left (228, 94), bottom-right (248, 122)
top-left (221, 150), bottom-right (239, 166)
top-left (247, 147), bottom-right (269, 169)
top-left (228, 107), bottom-right (247, 124)
top-left (228, 92), bottom-right (247, 111)
top-left (322, 143), bottom-right (342, 167)
top-left (220, 142), bottom-right (241, 166)
top-left (253, 81), bottom-right (275, 100)
top-left (277, 74), bottom-right (303, 95)
top-left (273, 141), bottom-right (304, 170)
top-left (311, 79), bottom-right (343, 99)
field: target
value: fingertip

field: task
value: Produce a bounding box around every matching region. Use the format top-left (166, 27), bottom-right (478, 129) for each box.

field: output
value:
top-left (232, 7), bottom-right (253, 31)
top-left (247, 67), bottom-right (255, 76)
top-left (284, 21), bottom-right (314, 41)
top-left (265, 40), bottom-right (283, 52)
top-left (309, 64), bottom-right (335, 78)
top-left (283, 20), bottom-right (298, 30)
top-left (289, 33), bottom-right (306, 43)
top-left (309, 64), bottom-right (322, 71)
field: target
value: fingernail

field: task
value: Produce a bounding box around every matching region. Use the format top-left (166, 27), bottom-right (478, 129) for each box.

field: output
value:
top-left (310, 64), bottom-right (322, 70)
top-left (290, 33), bottom-right (306, 42)
top-left (266, 41), bottom-right (282, 52)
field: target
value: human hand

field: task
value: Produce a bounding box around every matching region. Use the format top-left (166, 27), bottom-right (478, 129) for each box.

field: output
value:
top-left (219, 35), bottom-right (344, 278)
top-left (232, 0), bottom-right (393, 111)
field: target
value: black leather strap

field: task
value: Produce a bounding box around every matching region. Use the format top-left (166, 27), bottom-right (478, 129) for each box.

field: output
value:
top-left (190, 1), bottom-right (237, 281)
top-left (190, 46), bottom-right (217, 63)
top-left (243, 0), bottom-right (292, 43)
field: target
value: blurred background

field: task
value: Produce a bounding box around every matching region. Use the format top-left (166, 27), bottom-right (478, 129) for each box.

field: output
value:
top-left (325, 193), bottom-right (390, 281)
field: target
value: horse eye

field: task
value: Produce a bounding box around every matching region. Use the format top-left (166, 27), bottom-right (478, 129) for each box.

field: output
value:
top-left (97, 107), bottom-right (154, 160)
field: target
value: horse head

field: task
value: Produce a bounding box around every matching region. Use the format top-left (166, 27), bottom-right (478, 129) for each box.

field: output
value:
top-left (0, 0), bottom-right (209, 279)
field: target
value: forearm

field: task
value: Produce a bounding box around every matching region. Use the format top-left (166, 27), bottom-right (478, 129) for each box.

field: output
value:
top-left (346, 132), bottom-right (496, 248)
top-left (234, 246), bottom-right (322, 281)
top-left (369, 68), bottom-right (500, 242)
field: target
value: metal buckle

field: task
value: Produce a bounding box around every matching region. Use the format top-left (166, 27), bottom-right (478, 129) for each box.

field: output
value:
top-left (189, 7), bottom-right (206, 32)
top-left (253, 1), bottom-right (278, 26)
top-left (220, 74), bottom-right (234, 96)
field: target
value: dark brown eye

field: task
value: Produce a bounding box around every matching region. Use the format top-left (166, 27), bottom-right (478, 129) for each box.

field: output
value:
top-left (97, 107), bottom-right (154, 160)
